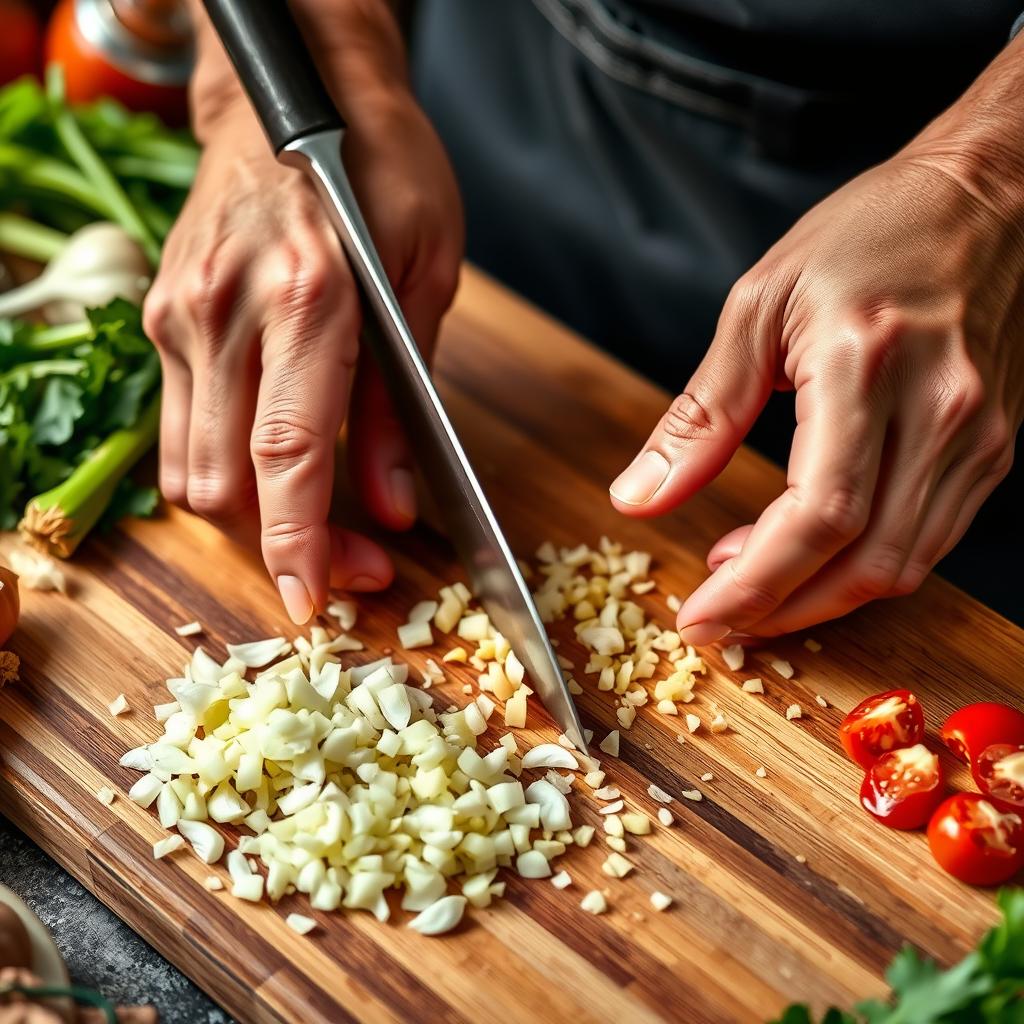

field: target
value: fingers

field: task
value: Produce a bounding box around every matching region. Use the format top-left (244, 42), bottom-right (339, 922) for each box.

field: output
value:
top-left (348, 244), bottom-right (458, 530)
top-left (734, 428), bottom-right (941, 637)
top-left (707, 525), bottom-right (751, 572)
top-left (676, 374), bottom-right (889, 644)
top-left (154, 350), bottom-right (192, 508)
top-left (610, 280), bottom-right (777, 517)
top-left (185, 308), bottom-right (262, 535)
top-left (251, 255), bottom-right (380, 624)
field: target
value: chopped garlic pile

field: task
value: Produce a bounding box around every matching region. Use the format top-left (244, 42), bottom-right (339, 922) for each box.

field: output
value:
top-left (530, 538), bottom-right (706, 727)
top-left (121, 634), bottom-right (592, 934)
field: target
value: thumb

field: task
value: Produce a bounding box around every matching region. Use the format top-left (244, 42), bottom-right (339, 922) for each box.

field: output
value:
top-left (610, 287), bottom-right (776, 517)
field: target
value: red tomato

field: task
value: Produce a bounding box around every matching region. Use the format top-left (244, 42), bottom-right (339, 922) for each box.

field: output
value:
top-left (940, 702), bottom-right (1024, 765)
top-left (973, 744), bottom-right (1024, 808)
top-left (860, 743), bottom-right (945, 830)
top-left (839, 689), bottom-right (924, 769)
top-left (45, 0), bottom-right (187, 124)
top-left (0, 0), bottom-right (41, 85)
top-left (927, 793), bottom-right (1024, 886)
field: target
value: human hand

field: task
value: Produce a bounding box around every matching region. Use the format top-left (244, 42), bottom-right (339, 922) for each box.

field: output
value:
top-left (611, 145), bottom-right (1024, 641)
top-left (144, 54), bottom-right (463, 623)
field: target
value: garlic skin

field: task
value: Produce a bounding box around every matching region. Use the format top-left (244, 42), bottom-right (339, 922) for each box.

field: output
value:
top-left (0, 565), bottom-right (19, 647)
top-left (0, 223), bottom-right (151, 324)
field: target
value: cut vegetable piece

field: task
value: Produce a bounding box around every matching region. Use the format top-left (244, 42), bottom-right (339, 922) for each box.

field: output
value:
top-left (599, 731), bottom-right (620, 757)
top-left (204, 876), bottom-right (224, 892)
top-left (755, 767), bottom-right (768, 779)
top-left (815, 695), bottom-right (829, 709)
top-left (175, 621), bottom-right (202, 637)
top-left (108, 693), bottom-right (129, 716)
top-left (722, 644), bottom-right (745, 671)
top-left (741, 678), bottom-right (764, 694)
top-left (176, 819), bottom-right (225, 864)
top-left (516, 850), bottom-right (552, 878)
top-left (786, 704), bottom-right (803, 721)
top-left (650, 891), bottom-right (673, 911)
top-left (286, 913), bottom-right (318, 935)
top-left (647, 784), bottom-right (673, 804)
top-left (397, 620), bottom-right (433, 650)
top-left (601, 852), bottom-right (633, 878)
top-left (685, 714), bottom-right (701, 734)
top-left (226, 638), bottom-right (290, 668)
top-left (580, 890), bottom-right (608, 915)
top-left (770, 659), bottom-right (795, 679)
top-left (153, 835), bottom-right (184, 859)
top-left (681, 789), bottom-right (703, 802)
top-left (550, 870), bottom-right (572, 889)
top-left (657, 808), bottom-right (674, 827)
top-left (803, 638), bottom-right (822, 652)
top-left (327, 599), bottom-right (357, 630)
top-left (522, 744), bottom-right (579, 771)
top-left (95, 786), bottom-right (115, 806)
top-left (709, 711), bottom-right (729, 734)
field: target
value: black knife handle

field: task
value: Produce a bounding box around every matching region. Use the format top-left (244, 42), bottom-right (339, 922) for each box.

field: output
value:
top-left (202, 0), bottom-right (344, 153)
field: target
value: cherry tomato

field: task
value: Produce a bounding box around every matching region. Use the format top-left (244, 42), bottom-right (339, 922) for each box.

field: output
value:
top-left (0, 0), bottom-right (41, 86)
top-left (973, 743), bottom-right (1024, 808)
top-left (859, 743), bottom-right (945, 830)
top-left (45, 0), bottom-right (187, 124)
top-left (839, 689), bottom-right (924, 769)
top-left (927, 793), bottom-right (1024, 886)
top-left (939, 701), bottom-right (1024, 765)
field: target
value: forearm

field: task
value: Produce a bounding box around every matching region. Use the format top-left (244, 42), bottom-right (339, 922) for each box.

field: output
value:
top-left (907, 30), bottom-right (1024, 218)
top-left (185, 0), bottom-right (410, 143)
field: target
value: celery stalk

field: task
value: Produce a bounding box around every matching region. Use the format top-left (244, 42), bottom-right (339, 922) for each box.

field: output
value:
top-left (20, 395), bottom-right (160, 557)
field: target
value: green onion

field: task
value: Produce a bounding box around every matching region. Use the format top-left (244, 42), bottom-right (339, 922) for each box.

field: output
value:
top-left (0, 212), bottom-right (68, 262)
top-left (45, 65), bottom-right (160, 266)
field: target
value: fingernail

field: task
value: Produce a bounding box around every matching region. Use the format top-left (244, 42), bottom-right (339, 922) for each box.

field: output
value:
top-left (277, 575), bottom-right (313, 625)
top-left (610, 451), bottom-right (669, 505)
top-left (348, 574), bottom-right (387, 591)
top-left (389, 467), bottom-right (416, 524)
top-left (678, 620), bottom-right (731, 646)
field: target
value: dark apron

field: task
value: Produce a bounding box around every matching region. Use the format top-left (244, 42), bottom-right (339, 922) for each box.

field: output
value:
top-left (411, 0), bottom-right (1024, 622)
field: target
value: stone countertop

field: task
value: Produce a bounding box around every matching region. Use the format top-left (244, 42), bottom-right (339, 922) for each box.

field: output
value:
top-left (0, 815), bottom-right (234, 1024)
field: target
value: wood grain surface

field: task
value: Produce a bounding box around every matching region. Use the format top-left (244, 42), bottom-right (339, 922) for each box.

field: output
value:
top-left (2, 266), bottom-right (1022, 1024)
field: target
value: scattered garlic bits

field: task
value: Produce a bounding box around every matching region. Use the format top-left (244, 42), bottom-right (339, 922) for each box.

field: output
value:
top-left (95, 786), bottom-right (116, 806)
top-left (7, 547), bottom-right (66, 592)
top-left (286, 913), bottom-right (318, 935)
top-left (108, 693), bottom-right (129, 716)
top-left (580, 890), bottom-right (608, 915)
top-left (770, 658), bottom-right (795, 680)
top-left (530, 538), bottom-right (705, 730)
top-left (122, 639), bottom-right (580, 933)
top-left (649, 891), bottom-right (673, 912)
top-left (721, 644), bottom-right (745, 672)
top-left (741, 678), bottom-right (764, 695)
top-left (815, 694), bottom-right (829, 709)
top-left (175, 621), bottom-right (203, 638)
top-left (786, 704), bottom-right (803, 721)
top-left (803, 638), bottom-right (822, 653)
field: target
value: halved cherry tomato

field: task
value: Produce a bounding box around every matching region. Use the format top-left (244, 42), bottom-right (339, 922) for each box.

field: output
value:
top-left (973, 744), bottom-right (1024, 808)
top-left (939, 701), bottom-right (1024, 765)
top-left (927, 793), bottom-right (1024, 886)
top-left (859, 743), bottom-right (945, 830)
top-left (839, 689), bottom-right (924, 769)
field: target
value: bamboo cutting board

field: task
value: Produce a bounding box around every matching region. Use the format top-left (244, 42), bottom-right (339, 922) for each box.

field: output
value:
top-left (2, 266), bottom-right (1022, 1024)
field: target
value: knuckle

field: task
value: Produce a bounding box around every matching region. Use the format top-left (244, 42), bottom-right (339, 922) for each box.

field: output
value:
top-left (142, 287), bottom-right (173, 347)
top-left (661, 392), bottom-right (716, 445)
top-left (159, 471), bottom-right (188, 510)
top-left (261, 519), bottom-right (317, 551)
top-left (934, 363), bottom-right (985, 434)
top-left (266, 248), bottom-right (337, 316)
top-left (975, 413), bottom-right (1013, 469)
top-left (891, 560), bottom-right (930, 598)
top-left (725, 562), bottom-right (781, 619)
top-left (250, 413), bottom-right (323, 474)
top-left (186, 474), bottom-right (251, 523)
top-left (799, 486), bottom-right (869, 549)
top-left (847, 542), bottom-right (907, 602)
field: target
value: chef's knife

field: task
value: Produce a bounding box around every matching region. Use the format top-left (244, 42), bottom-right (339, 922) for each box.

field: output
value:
top-left (202, 0), bottom-right (587, 751)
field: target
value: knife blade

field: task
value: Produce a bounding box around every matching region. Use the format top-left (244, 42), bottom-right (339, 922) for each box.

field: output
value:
top-left (202, 0), bottom-right (587, 751)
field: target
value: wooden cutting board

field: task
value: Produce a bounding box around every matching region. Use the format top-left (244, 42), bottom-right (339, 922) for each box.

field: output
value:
top-left (1, 266), bottom-right (1021, 1024)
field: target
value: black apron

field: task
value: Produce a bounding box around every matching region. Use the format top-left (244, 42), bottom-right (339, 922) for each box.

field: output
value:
top-left (411, 0), bottom-right (1024, 622)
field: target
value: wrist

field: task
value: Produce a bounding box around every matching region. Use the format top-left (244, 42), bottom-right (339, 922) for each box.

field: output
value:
top-left (902, 33), bottom-right (1024, 224)
top-left (187, 0), bottom-right (411, 143)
